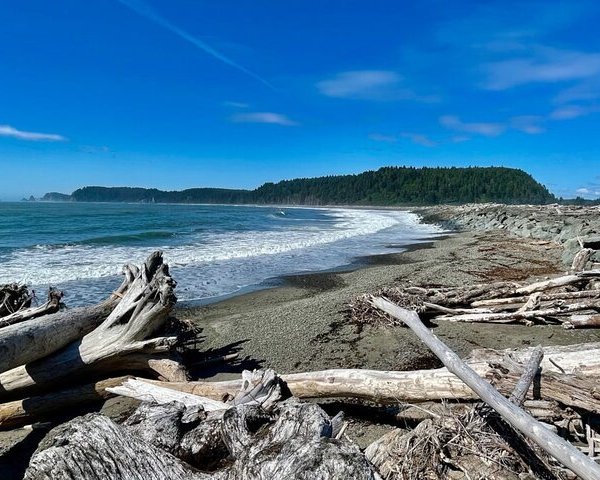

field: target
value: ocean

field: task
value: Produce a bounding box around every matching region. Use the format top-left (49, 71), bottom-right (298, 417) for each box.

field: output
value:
top-left (0, 202), bottom-right (442, 307)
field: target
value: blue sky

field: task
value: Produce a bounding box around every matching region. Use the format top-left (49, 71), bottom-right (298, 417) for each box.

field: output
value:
top-left (1, 0), bottom-right (599, 200)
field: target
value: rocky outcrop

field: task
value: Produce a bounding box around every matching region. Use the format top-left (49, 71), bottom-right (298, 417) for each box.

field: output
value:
top-left (420, 203), bottom-right (600, 266)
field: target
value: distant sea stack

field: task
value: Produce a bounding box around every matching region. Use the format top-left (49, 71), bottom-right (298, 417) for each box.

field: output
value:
top-left (40, 192), bottom-right (72, 202)
top-left (49, 166), bottom-right (556, 206)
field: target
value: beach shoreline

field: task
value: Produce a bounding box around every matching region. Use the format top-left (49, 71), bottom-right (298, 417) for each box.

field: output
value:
top-left (178, 225), bottom-right (600, 382)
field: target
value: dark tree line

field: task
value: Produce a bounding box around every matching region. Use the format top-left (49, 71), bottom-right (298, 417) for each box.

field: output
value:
top-left (68, 166), bottom-right (556, 205)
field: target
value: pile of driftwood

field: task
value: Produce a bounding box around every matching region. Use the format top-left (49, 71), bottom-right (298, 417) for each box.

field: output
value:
top-left (347, 247), bottom-right (600, 330)
top-left (23, 301), bottom-right (600, 479)
top-left (4, 251), bottom-right (600, 479)
top-left (0, 252), bottom-right (197, 430)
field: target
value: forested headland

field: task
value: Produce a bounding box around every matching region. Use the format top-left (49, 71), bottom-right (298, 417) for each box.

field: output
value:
top-left (45, 166), bottom-right (558, 205)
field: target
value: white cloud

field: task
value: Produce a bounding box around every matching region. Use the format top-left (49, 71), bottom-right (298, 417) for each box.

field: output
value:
top-left (224, 101), bottom-right (249, 108)
top-left (368, 133), bottom-right (397, 143)
top-left (230, 112), bottom-right (298, 126)
top-left (400, 132), bottom-right (437, 147)
top-left (482, 47), bottom-right (600, 90)
top-left (549, 104), bottom-right (599, 120)
top-left (0, 125), bottom-right (66, 142)
top-left (510, 115), bottom-right (545, 134)
top-left (316, 70), bottom-right (430, 101)
top-left (554, 77), bottom-right (600, 104)
top-left (576, 188), bottom-right (590, 194)
top-left (439, 115), bottom-right (505, 137)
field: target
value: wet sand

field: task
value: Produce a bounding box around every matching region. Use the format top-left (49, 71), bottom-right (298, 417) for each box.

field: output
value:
top-left (179, 230), bottom-right (600, 380)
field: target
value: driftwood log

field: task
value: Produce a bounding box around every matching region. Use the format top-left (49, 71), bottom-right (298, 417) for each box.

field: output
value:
top-left (371, 296), bottom-right (600, 480)
top-left (132, 342), bottom-right (600, 413)
top-left (0, 266), bottom-right (134, 374)
top-left (0, 284), bottom-right (31, 318)
top-left (26, 387), bottom-right (377, 479)
top-left (0, 251), bottom-right (176, 399)
top-left (564, 314), bottom-right (600, 329)
top-left (571, 247), bottom-right (594, 272)
top-left (0, 288), bottom-right (63, 329)
top-left (434, 301), bottom-right (600, 324)
top-left (25, 413), bottom-right (212, 480)
top-left (0, 376), bottom-right (130, 430)
top-left (509, 345), bottom-right (543, 406)
top-left (350, 269), bottom-right (600, 327)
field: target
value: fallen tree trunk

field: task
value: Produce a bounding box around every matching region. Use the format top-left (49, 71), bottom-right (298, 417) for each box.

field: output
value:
top-left (371, 296), bottom-right (600, 480)
top-left (26, 395), bottom-right (376, 479)
top-left (0, 251), bottom-right (176, 399)
top-left (0, 376), bottom-right (130, 430)
top-left (471, 289), bottom-right (600, 308)
top-left (25, 413), bottom-right (212, 480)
top-left (0, 288), bottom-right (63, 329)
top-left (514, 273), bottom-right (590, 295)
top-left (563, 314), bottom-right (600, 329)
top-left (134, 343), bottom-right (600, 413)
top-left (435, 301), bottom-right (600, 323)
top-left (0, 266), bottom-right (134, 374)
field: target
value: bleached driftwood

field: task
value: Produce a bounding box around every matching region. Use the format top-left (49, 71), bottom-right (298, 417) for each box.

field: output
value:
top-left (108, 378), bottom-right (229, 412)
top-left (26, 399), bottom-right (376, 479)
top-left (571, 248), bottom-right (594, 272)
top-left (509, 345), bottom-right (543, 406)
top-left (0, 288), bottom-right (63, 329)
top-left (0, 376), bottom-right (130, 430)
top-left (471, 289), bottom-right (600, 307)
top-left (0, 251), bottom-right (176, 399)
top-left (435, 301), bottom-right (600, 324)
top-left (219, 399), bottom-right (376, 480)
top-left (0, 265), bottom-right (134, 374)
top-left (563, 314), bottom-right (600, 329)
top-left (515, 272), bottom-right (598, 295)
top-left (135, 343), bottom-right (600, 413)
top-left (108, 368), bottom-right (284, 413)
top-left (371, 296), bottom-right (600, 480)
top-left (24, 413), bottom-right (212, 480)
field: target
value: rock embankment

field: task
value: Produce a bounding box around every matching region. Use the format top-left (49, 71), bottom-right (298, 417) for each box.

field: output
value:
top-left (419, 203), bottom-right (600, 266)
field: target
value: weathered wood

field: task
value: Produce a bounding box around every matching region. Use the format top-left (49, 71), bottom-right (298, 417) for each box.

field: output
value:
top-left (0, 265), bottom-right (134, 374)
top-left (230, 368), bottom-right (283, 410)
top-left (123, 401), bottom-right (228, 471)
top-left (108, 368), bottom-right (285, 412)
top-left (108, 378), bottom-right (230, 412)
top-left (220, 399), bottom-right (376, 480)
top-left (0, 283), bottom-right (31, 318)
top-left (514, 274), bottom-right (588, 294)
top-left (0, 252), bottom-right (176, 398)
top-left (0, 288), bottom-right (63, 329)
top-left (142, 343), bottom-right (600, 411)
top-left (516, 292), bottom-right (541, 314)
top-left (371, 296), bottom-right (600, 480)
top-left (563, 314), bottom-right (600, 329)
top-left (0, 376), bottom-right (130, 430)
top-left (471, 289), bottom-right (600, 307)
top-left (27, 397), bottom-right (376, 479)
top-left (24, 413), bottom-right (212, 480)
top-left (147, 357), bottom-right (190, 382)
top-left (571, 248), bottom-right (595, 272)
top-left (435, 301), bottom-right (599, 323)
top-left (509, 345), bottom-right (543, 406)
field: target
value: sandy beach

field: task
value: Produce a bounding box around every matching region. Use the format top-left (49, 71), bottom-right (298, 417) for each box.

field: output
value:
top-left (180, 227), bottom-right (600, 378)
top-left (3, 209), bottom-right (600, 477)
